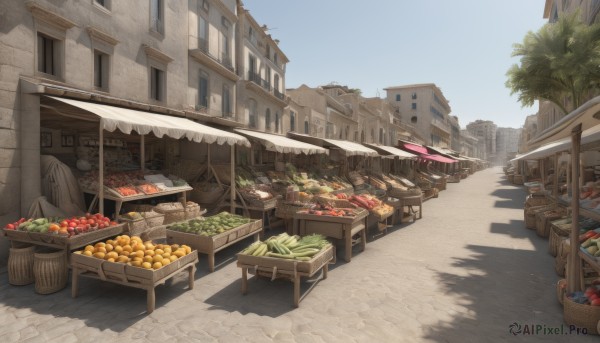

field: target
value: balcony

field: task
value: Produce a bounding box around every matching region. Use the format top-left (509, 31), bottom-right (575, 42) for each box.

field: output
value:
top-left (274, 88), bottom-right (285, 100)
top-left (431, 118), bottom-right (451, 134)
top-left (198, 38), bottom-right (208, 53)
top-left (189, 49), bottom-right (238, 82)
top-left (221, 53), bottom-right (233, 72)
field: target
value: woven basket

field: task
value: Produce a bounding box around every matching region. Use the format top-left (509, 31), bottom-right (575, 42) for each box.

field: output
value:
top-left (559, 238), bottom-right (571, 259)
top-left (8, 246), bottom-right (35, 286)
top-left (564, 296), bottom-right (600, 334)
top-left (120, 217), bottom-right (148, 236)
top-left (513, 174), bottom-right (524, 185)
top-left (555, 254), bottom-right (567, 277)
top-left (185, 202), bottom-right (201, 220)
top-left (557, 279), bottom-right (567, 305)
top-left (314, 196), bottom-right (357, 209)
top-left (525, 194), bottom-right (550, 207)
top-left (122, 203), bottom-right (155, 213)
top-left (190, 184), bottom-right (224, 205)
top-left (154, 202), bottom-right (185, 225)
top-left (144, 210), bottom-right (165, 228)
top-left (33, 249), bottom-right (67, 295)
top-left (549, 225), bottom-right (569, 257)
top-left (275, 201), bottom-right (312, 219)
top-left (536, 210), bottom-right (565, 238)
top-left (524, 205), bottom-right (554, 229)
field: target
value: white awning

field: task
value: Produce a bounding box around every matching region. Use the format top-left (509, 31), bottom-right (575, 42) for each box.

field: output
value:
top-left (287, 133), bottom-right (378, 156)
top-left (235, 129), bottom-right (328, 155)
top-left (512, 124), bottom-right (600, 161)
top-left (362, 143), bottom-right (417, 159)
top-left (45, 96), bottom-right (250, 146)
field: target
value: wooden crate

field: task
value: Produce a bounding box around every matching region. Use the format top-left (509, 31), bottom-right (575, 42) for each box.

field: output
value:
top-left (237, 245), bottom-right (334, 307)
top-left (4, 224), bottom-right (125, 251)
top-left (71, 250), bottom-right (198, 314)
top-left (166, 219), bottom-right (262, 272)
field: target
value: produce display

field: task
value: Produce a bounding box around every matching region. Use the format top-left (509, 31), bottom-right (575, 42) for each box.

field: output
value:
top-left (566, 280), bottom-right (600, 306)
top-left (239, 184), bottom-right (275, 202)
top-left (78, 170), bottom-right (189, 198)
top-left (347, 194), bottom-right (393, 218)
top-left (303, 203), bottom-right (360, 217)
top-left (4, 213), bottom-right (117, 237)
top-left (580, 229), bottom-right (600, 258)
top-left (240, 233), bottom-right (331, 261)
top-left (167, 212), bottom-right (252, 236)
top-left (73, 234), bottom-right (193, 270)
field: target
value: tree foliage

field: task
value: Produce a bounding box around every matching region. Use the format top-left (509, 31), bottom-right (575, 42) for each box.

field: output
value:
top-left (506, 13), bottom-right (600, 114)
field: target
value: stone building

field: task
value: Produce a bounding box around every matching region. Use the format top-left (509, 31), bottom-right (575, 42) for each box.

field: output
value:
top-left (466, 120), bottom-right (497, 161)
top-left (544, 0), bottom-right (600, 24)
top-left (384, 83), bottom-right (453, 148)
top-left (460, 130), bottom-right (481, 159)
top-left (235, 2), bottom-right (289, 133)
top-left (496, 127), bottom-right (522, 165)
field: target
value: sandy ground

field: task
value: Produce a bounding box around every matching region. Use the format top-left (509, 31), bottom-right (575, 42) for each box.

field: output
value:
top-left (0, 167), bottom-right (596, 342)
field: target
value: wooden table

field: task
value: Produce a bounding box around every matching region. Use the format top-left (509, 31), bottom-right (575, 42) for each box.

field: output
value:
top-left (83, 186), bottom-right (192, 216)
top-left (237, 245), bottom-right (334, 307)
top-left (401, 194), bottom-right (423, 219)
top-left (293, 210), bottom-right (368, 262)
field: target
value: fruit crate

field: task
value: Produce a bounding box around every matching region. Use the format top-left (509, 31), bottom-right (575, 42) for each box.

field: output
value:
top-left (3, 224), bottom-right (125, 251)
top-left (70, 249), bottom-right (198, 314)
top-left (237, 244), bottom-right (334, 307)
top-left (293, 209), bottom-right (368, 262)
top-left (166, 219), bottom-right (262, 272)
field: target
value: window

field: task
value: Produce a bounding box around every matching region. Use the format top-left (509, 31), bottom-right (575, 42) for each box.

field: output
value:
top-left (248, 99), bottom-right (257, 128)
top-left (274, 52), bottom-right (278, 65)
top-left (411, 92), bottom-right (417, 100)
top-left (150, 0), bottom-right (164, 34)
top-left (395, 94), bottom-right (401, 101)
top-left (220, 17), bottom-right (231, 67)
top-left (411, 116), bottom-right (417, 124)
top-left (379, 128), bottom-right (384, 144)
top-left (248, 54), bottom-right (257, 81)
top-left (265, 108), bottom-right (271, 129)
top-left (275, 112), bottom-right (280, 133)
top-left (274, 74), bottom-right (280, 91)
top-left (304, 121), bottom-right (309, 134)
top-left (93, 50), bottom-right (109, 90)
top-left (198, 15), bottom-right (208, 51)
top-left (290, 111), bottom-right (296, 131)
top-left (37, 33), bottom-right (57, 76)
top-left (222, 85), bottom-right (231, 117)
top-left (200, 0), bottom-right (209, 12)
top-left (265, 67), bottom-right (271, 89)
top-left (198, 70), bottom-right (209, 109)
top-left (266, 44), bottom-right (271, 59)
top-left (411, 103), bottom-right (417, 110)
top-left (150, 67), bottom-right (164, 101)
top-left (354, 131), bottom-right (358, 142)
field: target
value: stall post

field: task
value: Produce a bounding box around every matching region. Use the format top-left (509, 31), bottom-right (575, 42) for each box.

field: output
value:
top-left (230, 145), bottom-right (235, 213)
top-left (553, 153), bottom-right (559, 197)
top-left (140, 135), bottom-right (145, 171)
top-left (99, 119), bottom-right (104, 215)
top-left (567, 123), bottom-right (582, 294)
top-left (540, 158), bottom-right (545, 186)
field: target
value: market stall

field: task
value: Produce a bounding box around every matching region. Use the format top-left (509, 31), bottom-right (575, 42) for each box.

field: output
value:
top-left (233, 129), bottom-right (328, 231)
top-left (41, 96), bottom-right (250, 219)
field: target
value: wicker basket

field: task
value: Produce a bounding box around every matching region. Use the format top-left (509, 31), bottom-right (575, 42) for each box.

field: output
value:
top-left (8, 245), bottom-right (35, 286)
top-left (513, 174), bottom-right (524, 185)
top-left (314, 196), bottom-right (357, 209)
top-left (536, 210), bottom-right (566, 238)
top-left (185, 202), bottom-right (202, 219)
top-left (120, 217), bottom-right (148, 236)
top-left (154, 202), bottom-right (185, 225)
top-left (557, 279), bottom-right (567, 305)
top-left (275, 201), bottom-right (312, 220)
top-left (564, 296), bottom-right (600, 334)
top-left (33, 249), bottom-right (67, 294)
top-left (549, 223), bottom-right (570, 257)
top-left (190, 184), bottom-right (224, 205)
top-left (144, 210), bottom-right (165, 228)
top-left (525, 194), bottom-right (550, 207)
top-left (524, 204), bottom-right (554, 229)
top-left (368, 177), bottom-right (388, 191)
top-left (122, 203), bottom-right (155, 213)
top-left (507, 174), bottom-right (515, 183)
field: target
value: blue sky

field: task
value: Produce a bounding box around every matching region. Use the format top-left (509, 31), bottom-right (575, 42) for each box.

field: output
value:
top-left (243, 0), bottom-right (548, 129)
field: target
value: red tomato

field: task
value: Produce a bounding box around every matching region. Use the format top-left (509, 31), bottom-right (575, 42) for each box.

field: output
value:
top-left (592, 299), bottom-right (600, 306)
top-left (69, 221), bottom-right (77, 228)
top-left (5, 223), bottom-right (15, 230)
top-left (80, 219), bottom-right (88, 225)
top-left (87, 219), bottom-right (95, 226)
top-left (110, 221), bottom-right (117, 226)
top-left (85, 213), bottom-right (92, 219)
top-left (98, 223), bottom-right (105, 229)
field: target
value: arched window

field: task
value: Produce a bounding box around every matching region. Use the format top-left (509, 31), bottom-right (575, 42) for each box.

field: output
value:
top-left (248, 98), bottom-right (257, 128)
top-left (304, 121), bottom-right (309, 134)
top-left (265, 108), bottom-right (271, 130)
top-left (274, 74), bottom-right (280, 92)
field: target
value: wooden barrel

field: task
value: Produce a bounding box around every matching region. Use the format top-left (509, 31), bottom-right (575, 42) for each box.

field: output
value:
top-left (8, 246), bottom-right (35, 285)
top-left (33, 250), bottom-right (67, 294)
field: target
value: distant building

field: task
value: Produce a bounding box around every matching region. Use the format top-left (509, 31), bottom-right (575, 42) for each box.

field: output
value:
top-left (384, 84), bottom-right (454, 148)
top-left (519, 115), bottom-right (539, 153)
top-left (496, 127), bottom-right (522, 164)
top-left (544, 0), bottom-right (600, 24)
top-left (460, 130), bottom-right (481, 159)
top-left (466, 120), bottom-right (497, 161)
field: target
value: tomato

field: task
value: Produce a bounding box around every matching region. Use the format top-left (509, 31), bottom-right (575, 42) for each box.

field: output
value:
top-left (110, 221), bottom-right (117, 226)
top-left (85, 213), bottom-right (92, 219)
top-left (5, 223), bottom-right (15, 230)
top-left (87, 219), bottom-right (95, 226)
top-left (69, 221), bottom-right (77, 228)
top-left (98, 223), bottom-right (105, 229)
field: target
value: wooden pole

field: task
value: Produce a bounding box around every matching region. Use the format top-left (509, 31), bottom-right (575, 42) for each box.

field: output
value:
top-left (230, 144), bottom-right (235, 213)
top-left (99, 120), bottom-right (104, 215)
top-left (553, 153), bottom-right (559, 198)
top-left (567, 123), bottom-right (583, 294)
top-left (539, 158), bottom-right (545, 187)
top-left (207, 144), bottom-right (211, 171)
top-left (140, 135), bottom-right (145, 171)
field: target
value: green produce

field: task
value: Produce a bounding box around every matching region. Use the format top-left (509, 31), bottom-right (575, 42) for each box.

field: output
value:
top-left (167, 212), bottom-right (252, 236)
top-left (240, 233), bottom-right (331, 260)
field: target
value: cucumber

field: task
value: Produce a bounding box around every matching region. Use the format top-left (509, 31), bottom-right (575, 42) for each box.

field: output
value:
top-left (265, 252), bottom-right (296, 259)
top-left (243, 241), bottom-right (261, 255)
top-left (291, 243), bottom-right (321, 251)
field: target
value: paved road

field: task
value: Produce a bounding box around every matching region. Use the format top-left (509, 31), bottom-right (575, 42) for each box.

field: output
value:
top-left (0, 167), bottom-right (596, 342)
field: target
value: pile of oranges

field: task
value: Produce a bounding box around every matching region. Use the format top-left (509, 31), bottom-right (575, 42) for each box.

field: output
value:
top-left (74, 235), bottom-right (192, 270)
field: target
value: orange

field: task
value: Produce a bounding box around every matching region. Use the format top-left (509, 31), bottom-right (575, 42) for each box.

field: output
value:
top-left (152, 255), bottom-right (163, 263)
top-left (131, 260), bottom-right (142, 267)
top-left (117, 255), bottom-right (129, 263)
top-left (122, 245), bottom-right (133, 253)
top-left (95, 246), bottom-right (107, 254)
top-left (48, 224), bottom-right (60, 232)
top-left (161, 252), bottom-right (171, 259)
top-left (145, 250), bottom-right (155, 257)
top-left (93, 252), bottom-right (106, 259)
top-left (143, 255), bottom-right (153, 263)
top-left (182, 245), bottom-right (191, 254)
top-left (161, 258), bottom-right (170, 266)
top-left (94, 242), bottom-right (106, 248)
top-left (134, 250), bottom-right (144, 258)
top-left (170, 244), bottom-right (180, 250)
top-left (142, 262), bottom-right (152, 269)
top-left (106, 257), bottom-right (115, 263)
top-left (106, 251), bottom-right (119, 260)
top-left (114, 245), bottom-right (123, 254)
top-left (152, 262), bottom-right (162, 270)
top-left (105, 244), bottom-right (114, 252)
top-left (169, 255), bottom-right (177, 262)
top-left (173, 250), bottom-right (185, 258)
top-left (84, 245), bottom-right (95, 252)
top-left (120, 251), bottom-right (131, 257)
top-left (132, 256), bottom-right (143, 262)
top-left (83, 250), bottom-right (93, 257)
top-left (106, 239), bottom-right (115, 246)
top-left (154, 249), bottom-right (164, 256)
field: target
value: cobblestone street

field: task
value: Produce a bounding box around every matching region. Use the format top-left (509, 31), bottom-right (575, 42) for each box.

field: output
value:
top-left (0, 167), bottom-right (595, 342)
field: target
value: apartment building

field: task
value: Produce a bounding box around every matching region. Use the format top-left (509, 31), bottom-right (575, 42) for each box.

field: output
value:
top-left (384, 84), bottom-right (453, 148)
top-left (236, 2), bottom-right (288, 133)
top-left (448, 116), bottom-right (461, 152)
top-left (460, 130), bottom-right (481, 159)
top-left (544, 0), bottom-right (600, 24)
top-left (466, 120), bottom-right (497, 161)
top-left (496, 127), bottom-right (522, 164)
top-left (519, 114), bottom-right (539, 153)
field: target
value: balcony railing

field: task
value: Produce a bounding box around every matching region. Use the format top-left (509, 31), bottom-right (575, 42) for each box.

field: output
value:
top-left (248, 71), bottom-right (261, 85)
top-left (261, 79), bottom-right (271, 92)
top-left (220, 53), bottom-right (233, 71)
top-left (431, 118), bottom-right (451, 134)
top-left (274, 88), bottom-right (285, 100)
top-left (198, 38), bottom-right (208, 53)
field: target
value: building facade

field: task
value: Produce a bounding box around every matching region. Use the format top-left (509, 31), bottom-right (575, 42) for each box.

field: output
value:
top-left (544, 0), bottom-right (600, 24)
top-left (496, 127), bottom-right (522, 165)
top-left (384, 84), bottom-right (453, 148)
top-left (466, 120), bottom-right (497, 161)
top-left (460, 130), bottom-right (481, 159)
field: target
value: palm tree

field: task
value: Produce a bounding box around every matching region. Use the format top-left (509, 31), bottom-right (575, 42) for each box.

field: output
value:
top-left (506, 13), bottom-right (600, 115)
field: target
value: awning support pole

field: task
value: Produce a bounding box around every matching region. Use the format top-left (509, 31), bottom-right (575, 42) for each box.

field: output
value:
top-left (567, 123), bottom-right (582, 294)
top-left (553, 153), bottom-right (559, 197)
top-left (140, 135), bottom-right (145, 172)
top-left (230, 144), bottom-right (235, 213)
top-left (99, 120), bottom-right (104, 216)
